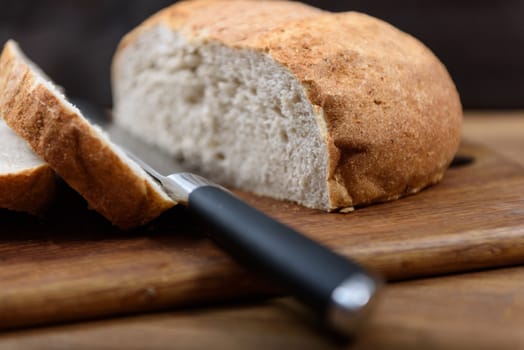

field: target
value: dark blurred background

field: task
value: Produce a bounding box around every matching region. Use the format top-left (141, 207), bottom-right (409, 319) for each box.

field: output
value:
top-left (1, 0), bottom-right (522, 109)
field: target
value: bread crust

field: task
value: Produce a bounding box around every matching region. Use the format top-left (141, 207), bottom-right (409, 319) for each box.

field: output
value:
top-left (0, 164), bottom-right (55, 215)
top-left (114, 0), bottom-right (462, 209)
top-left (0, 41), bottom-right (175, 228)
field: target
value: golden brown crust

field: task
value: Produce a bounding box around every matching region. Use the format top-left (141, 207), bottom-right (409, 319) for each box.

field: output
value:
top-left (0, 41), bottom-right (175, 229)
top-left (255, 12), bottom-right (463, 207)
top-left (115, 0), bottom-right (323, 53)
top-left (0, 164), bottom-right (55, 215)
top-left (115, 0), bottom-right (463, 209)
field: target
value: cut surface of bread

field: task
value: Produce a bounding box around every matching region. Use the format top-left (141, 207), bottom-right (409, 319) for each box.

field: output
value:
top-left (113, 0), bottom-right (463, 211)
top-left (115, 34), bottom-right (329, 209)
top-left (0, 40), bottom-right (175, 229)
top-left (0, 118), bottom-right (55, 215)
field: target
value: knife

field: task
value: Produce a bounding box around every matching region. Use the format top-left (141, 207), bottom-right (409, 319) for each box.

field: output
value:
top-left (75, 99), bottom-right (381, 337)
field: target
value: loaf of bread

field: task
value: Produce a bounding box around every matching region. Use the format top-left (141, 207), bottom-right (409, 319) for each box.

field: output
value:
top-left (0, 118), bottom-right (55, 215)
top-left (0, 40), bottom-right (175, 228)
top-left (113, 0), bottom-right (462, 212)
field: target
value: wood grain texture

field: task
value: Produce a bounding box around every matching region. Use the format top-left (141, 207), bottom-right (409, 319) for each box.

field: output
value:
top-left (462, 111), bottom-right (524, 167)
top-left (0, 134), bottom-right (523, 329)
top-left (1, 266), bottom-right (524, 350)
top-left (355, 267), bottom-right (524, 350)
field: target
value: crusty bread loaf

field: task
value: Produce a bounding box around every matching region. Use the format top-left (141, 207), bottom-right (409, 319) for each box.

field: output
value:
top-left (0, 40), bottom-right (175, 229)
top-left (0, 118), bottom-right (55, 215)
top-left (112, 0), bottom-right (462, 211)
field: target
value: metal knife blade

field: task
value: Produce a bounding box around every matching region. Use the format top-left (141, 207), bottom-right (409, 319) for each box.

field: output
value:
top-left (74, 100), bottom-right (186, 176)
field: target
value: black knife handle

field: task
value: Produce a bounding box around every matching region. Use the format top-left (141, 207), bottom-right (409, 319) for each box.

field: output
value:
top-left (188, 185), bottom-right (380, 336)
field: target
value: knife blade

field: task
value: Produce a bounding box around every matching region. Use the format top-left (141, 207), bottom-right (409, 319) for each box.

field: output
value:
top-left (74, 99), bottom-right (381, 338)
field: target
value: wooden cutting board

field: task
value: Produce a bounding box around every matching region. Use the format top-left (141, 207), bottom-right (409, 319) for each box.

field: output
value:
top-left (1, 141), bottom-right (523, 329)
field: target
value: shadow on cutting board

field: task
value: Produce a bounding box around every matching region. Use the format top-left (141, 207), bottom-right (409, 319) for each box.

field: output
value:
top-left (0, 178), bottom-right (207, 244)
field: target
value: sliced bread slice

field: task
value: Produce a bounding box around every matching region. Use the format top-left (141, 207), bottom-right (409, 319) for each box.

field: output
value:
top-left (0, 40), bottom-right (175, 229)
top-left (0, 118), bottom-right (55, 215)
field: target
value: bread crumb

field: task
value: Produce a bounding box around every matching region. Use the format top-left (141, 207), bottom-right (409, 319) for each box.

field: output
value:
top-left (339, 207), bottom-right (354, 213)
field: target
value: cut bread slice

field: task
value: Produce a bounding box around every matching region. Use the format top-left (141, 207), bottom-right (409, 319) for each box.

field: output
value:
top-left (0, 118), bottom-right (55, 215)
top-left (0, 40), bottom-right (175, 229)
top-left (112, 0), bottom-right (462, 212)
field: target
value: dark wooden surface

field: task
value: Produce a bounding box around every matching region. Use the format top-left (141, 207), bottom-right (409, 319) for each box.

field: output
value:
top-left (0, 113), bottom-right (523, 332)
top-left (4, 266), bottom-right (524, 350)
top-left (0, 112), bottom-right (522, 348)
